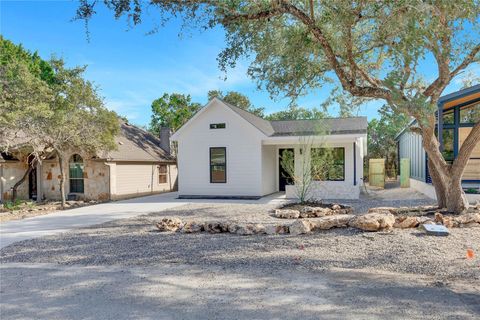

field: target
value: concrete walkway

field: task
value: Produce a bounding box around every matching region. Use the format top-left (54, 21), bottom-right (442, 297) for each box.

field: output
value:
top-left (0, 192), bottom-right (287, 249)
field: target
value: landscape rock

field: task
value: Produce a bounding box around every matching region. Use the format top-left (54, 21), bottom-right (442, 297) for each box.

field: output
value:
top-left (289, 220), bottom-right (313, 235)
top-left (274, 209), bottom-right (300, 219)
top-left (331, 204), bottom-right (341, 210)
top-left (204, 222), bottom-right (229, 233)
top-left (350, 212), bottom-right (395, 231)
top-left (394, 216), bottom-right (420, 229)
top-left (156, 217), bottom-right (183, 232)
top-left (368, 207), bottom-right (396, 215)
top-left (311, 215), bottom-right (354, 230)
top-left (235, 223), bottom-right (266, 235)
top-left (181, 221), bottom-right (204, 233)
top-left (416, 216), bottom-right (435, 225)
top-left (265, 225), bottom-right (289, 235)
top-left (454, 212), bottom-right (480, 227)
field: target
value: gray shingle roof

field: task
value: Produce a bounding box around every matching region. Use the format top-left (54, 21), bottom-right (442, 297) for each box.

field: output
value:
top-left (221, 99), bottom-right (367, 136)
top-left (270, 117), bottom-right (368, 136)
top-left (222, 100), bottom-right (275, 136)
top-left (99, 122), bottom-right (175, 162)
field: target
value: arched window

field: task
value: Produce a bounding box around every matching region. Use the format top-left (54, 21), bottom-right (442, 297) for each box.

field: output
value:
top-left (69, 154), bottom-right (84, 193)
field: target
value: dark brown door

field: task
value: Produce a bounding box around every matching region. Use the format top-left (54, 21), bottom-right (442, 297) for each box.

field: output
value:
top-left (279, 148), bottom-right (294, 191)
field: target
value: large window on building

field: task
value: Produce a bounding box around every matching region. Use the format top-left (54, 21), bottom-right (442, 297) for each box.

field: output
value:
top-left (311, 147), bottom-right (345, 181)
top-left (210, 147), bottom-right (226, 183)
top-left (459, 102), bottom-right (480, 124)
top-left (441, 129), bottom-right (454, 162)
top-left (69, 154), bottom-right (84, 193)
top-left (442, 108), bottom-right (455, 124)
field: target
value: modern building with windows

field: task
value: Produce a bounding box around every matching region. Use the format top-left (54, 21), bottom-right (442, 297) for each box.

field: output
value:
top-left (396, 84), bottom-right (480, 198)
top-left (171, 97), bottom-right (367, 200)
top-left (0, 122), bottom-right (177, 202)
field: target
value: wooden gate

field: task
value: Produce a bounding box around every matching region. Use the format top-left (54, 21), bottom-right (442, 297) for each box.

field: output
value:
top-left (369, 159), bottom-right (385, 188)
top-left (400, 158), bottom-right (410, 188)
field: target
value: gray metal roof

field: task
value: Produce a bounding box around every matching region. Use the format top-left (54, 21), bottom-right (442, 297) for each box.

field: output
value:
top-left (99, 122), bottom-right (175, 162)
top-left (222, 99), bottom-right (367, 136)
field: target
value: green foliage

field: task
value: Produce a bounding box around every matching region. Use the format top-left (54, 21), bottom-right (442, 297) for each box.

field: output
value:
top-left (208, 90), bottom-right (265, 117)
top-left (149, 93), bottom-right (201, 134)
top-left (1, 37), bottom-right (119, 205)
top-left (3, 199), bottom-right (23, 211)
top-left (368, 105), bottom-right (410, 177)
top-left (265, 104), bottom-right (327, 120)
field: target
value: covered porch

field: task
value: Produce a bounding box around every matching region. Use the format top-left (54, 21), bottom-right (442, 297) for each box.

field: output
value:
top-left (261, 134), bottom-right (366, 200)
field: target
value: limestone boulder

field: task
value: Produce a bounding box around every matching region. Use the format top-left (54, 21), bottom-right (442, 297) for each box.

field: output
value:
top-left (265, 225), bottom-right (289, 235)
top-left (204, 222), bottom-right (229, 233)
top-left (181, 221), bottom-right (204, 233)
top-left (311, 215), bottom-right (354, 230)
top-left (274, 209), bottom-right (300, 219)
top-left (289, 220), bottom-right (313, 236)
top-left (156, 217), bottom-right (183, 232)
top-left (393, 216), bottom-right (420, 229)
top-left (350, 212), bottom-right (395, 231)
top-left (235, 223), bottom-right (266, 235)
top-left (368, 207), bottom-right (396, 215)
top-left (454, 212), bottom-right (480, 227)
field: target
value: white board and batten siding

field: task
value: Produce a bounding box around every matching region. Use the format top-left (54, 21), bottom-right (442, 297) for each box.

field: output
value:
top-left (174, 100), bottom-right (266, 197)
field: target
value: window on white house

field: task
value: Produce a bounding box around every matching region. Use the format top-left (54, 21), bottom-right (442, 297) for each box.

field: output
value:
top-left (69, 154), bottom-right (84, 193)
top-left (311, 147), bottom-right (345, 181)
top-left (158, 165), bottom-right (168, 184)
top-left (210, 123), bottom-right (226, 129)
top-left (210, 147), bottom-right (226, 183)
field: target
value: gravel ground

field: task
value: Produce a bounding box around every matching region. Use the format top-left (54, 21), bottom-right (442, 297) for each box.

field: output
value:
top-left (1, 189), bottom-right (479, 282)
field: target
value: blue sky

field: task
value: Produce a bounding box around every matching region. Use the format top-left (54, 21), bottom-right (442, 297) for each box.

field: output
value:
top-left (1, 1), bottom-right (478, 127)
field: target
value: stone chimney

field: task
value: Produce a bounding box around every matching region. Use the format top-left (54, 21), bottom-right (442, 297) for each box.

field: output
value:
top-left (159, 127), bottom-right (171, 155)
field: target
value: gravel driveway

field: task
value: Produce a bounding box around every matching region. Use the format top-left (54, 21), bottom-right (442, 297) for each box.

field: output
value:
top-left (1, 188), bottom-right (479, 319)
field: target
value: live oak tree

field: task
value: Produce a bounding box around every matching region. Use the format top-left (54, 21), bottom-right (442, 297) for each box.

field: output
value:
top-left (149, 93), bottom-right (201, 134)
top-left (0, 37), bottom-right (54, 201)
top-left (208, 90), bottom-right (265, 117)
top-left (1, 38), bottom-right (118, 206)
top-left (76, 1), bottom-right (480, 213)
top-left (368, 105), bottom-right (410, 178)
top-left (45, 59), bottom-right (119, 207)
top-left (266, 103), bottom-right (327, 120)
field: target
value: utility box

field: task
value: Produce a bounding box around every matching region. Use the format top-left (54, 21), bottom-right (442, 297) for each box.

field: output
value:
top-left (369, 159), bottom-right (385, 188)
top-left (400, 158), bottom-right (410, 188)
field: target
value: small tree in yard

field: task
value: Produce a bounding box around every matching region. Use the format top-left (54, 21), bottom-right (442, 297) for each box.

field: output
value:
top-left (280, 133), bottom-right (334, 203)
top-left (77, 1), bottom-right (480, 213)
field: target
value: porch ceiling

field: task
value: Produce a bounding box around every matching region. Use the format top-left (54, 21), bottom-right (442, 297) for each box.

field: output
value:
top-left (262, 134), bottom-right (366, 145)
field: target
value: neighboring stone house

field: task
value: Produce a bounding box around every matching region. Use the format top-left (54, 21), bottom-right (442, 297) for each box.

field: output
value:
top-left (0, 122), bottom-right (177, 202)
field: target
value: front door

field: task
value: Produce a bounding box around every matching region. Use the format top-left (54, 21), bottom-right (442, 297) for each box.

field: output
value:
top-left (279, 148), bottom-right (294, 192)
top-left (28, 165), bottom-right (37, 200)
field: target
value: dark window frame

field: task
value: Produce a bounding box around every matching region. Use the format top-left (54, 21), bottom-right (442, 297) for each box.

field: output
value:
top-left (310, 147), bottom-right (345, 182)
top-left (69, 154), bottom-right (84, 194)
top-left (210, 147), bottom-right (227, 183)
top-left (210, 123), bottom-right (226, 129)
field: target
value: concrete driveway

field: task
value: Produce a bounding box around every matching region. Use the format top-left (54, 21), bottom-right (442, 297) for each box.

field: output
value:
top-left (0, 192), bottom-right (286, 249)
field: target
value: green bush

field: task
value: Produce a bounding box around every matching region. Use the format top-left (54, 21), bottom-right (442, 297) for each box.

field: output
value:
top-left (4, 199), bottom-right (23, 211)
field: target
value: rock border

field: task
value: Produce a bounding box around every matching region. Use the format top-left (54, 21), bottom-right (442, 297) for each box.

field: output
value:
top-left (156, 207), bottom-right (479, 236)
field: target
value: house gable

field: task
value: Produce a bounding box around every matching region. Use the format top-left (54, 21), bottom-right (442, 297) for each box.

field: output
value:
top-left (171, 98), bottom-right (269, 141)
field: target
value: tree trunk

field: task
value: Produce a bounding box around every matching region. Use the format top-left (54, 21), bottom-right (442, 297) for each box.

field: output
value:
top-left (56, 151), bottom-right (66, 208)
top-left (420, 125), bottom-right (470, 213)
top-left (11, 159), bottom-right (37, 202)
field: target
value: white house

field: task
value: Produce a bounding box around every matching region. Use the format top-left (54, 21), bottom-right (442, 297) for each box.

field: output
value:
top-left (171, 98), bottom-right (367, 200)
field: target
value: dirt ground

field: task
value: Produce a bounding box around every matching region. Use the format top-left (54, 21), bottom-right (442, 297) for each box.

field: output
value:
top-left (1, 187), bottom-right (479, 319)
